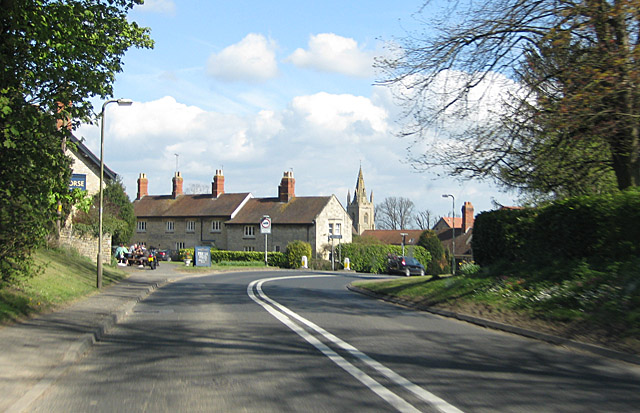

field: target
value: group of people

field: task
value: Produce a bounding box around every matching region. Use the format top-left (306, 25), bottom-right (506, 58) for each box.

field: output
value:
top-left (114, 243), bottom-right (146, 266)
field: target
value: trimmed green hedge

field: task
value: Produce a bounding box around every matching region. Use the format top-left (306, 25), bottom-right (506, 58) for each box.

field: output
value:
top-left (285, 240), bottom-right (312, 269)
top-left (340, 244), bottom-right (431, 274)
top-left (473, 189), bottom-right (640, 268)
top-left (178, 249), bottom-right (286, 267)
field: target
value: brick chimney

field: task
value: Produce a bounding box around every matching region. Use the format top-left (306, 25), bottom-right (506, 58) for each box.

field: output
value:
top-left (172, 171), bottom-right (183, 198)
top-left (137, 173), bottom-right (148, 200)
top-left (278, 171), bottom-right (295, 202)
top-left (462, 201), bottom-right (474, 232)
top-left (212, 169), bottom-right (224, 198)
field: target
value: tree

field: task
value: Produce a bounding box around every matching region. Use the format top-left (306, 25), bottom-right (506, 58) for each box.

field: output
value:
top-left (73, 177), bottom-right (135, 245)
top-left (377, 0), bottom-right (640, 196)
top-left (186, 183), bottom-right (210, 194)
top-left (0, 0), bottom-right (153, 282)
top-left (414, 209), bottom-right (437, 230)
top-left (417, 230), bottom-right (449, 276)
top-left (375, 197), bottom-right (415, 229)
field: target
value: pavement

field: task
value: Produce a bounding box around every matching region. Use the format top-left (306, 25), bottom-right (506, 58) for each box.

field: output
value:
top-left (1, 266), bottom-right (639, 412)
top-left (0, 262), bottom-right (187, 413)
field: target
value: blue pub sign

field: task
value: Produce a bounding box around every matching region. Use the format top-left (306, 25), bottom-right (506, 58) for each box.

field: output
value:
top-left (69, 174), bottom-right (86, 191)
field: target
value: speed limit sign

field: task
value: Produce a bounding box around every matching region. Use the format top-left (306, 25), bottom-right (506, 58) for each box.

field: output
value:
top-left (260, 216), bottom-right (271, 234)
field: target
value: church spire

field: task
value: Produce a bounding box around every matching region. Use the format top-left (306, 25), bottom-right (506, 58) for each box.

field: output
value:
top-left (354, 165), bottom-right (367, 202)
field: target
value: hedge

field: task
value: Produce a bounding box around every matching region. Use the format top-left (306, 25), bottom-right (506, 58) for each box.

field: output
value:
top-left (340, 244), bottom-right (431, 274)
top-left (472, 189), bottom-right (640, 267)
top-left (178, 249), bottom-right (286, 267)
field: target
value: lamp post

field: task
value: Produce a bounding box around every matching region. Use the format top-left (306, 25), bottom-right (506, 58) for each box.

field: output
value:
top-left (400, 232), bottom-right (408, 256)
top-left (97, 98), bottom-right (132, 289)
top-left (442, 194), bottom-right (455, 275)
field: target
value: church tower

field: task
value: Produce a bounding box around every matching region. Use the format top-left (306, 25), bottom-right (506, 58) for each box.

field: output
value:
top-left (347, 167), bottom-right (375, 234)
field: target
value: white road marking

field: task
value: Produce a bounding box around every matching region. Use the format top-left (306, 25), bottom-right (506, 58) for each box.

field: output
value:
top-left (248, 275), bottom-right (464, 413)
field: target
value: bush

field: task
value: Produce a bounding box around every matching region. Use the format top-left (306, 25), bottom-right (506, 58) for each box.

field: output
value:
top-left (178, 249), bottom-right (286, 267)
top-left (417, 230), bottom-right (449, 275)
top-left (458, 261), bottom-right (481, 276)
top-left (341, 243), bottom-right (431, 274)
top-left (285, 240), bottom-right (312, 269)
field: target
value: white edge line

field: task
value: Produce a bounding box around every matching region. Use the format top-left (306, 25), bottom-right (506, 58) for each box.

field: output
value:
top-left (247, 279), bottom-right (421, 413)
top-left (251, 275), bottom-right (465, 413)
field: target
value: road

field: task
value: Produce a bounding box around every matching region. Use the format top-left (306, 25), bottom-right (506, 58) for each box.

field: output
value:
top-left (28, 270), bottom-right (640, 412)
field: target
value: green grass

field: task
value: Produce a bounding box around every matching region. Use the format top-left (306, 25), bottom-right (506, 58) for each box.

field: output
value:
top-left (0, 247), bottom-right (127, 324)
top-left (353, 268), bottom-right (640, 343)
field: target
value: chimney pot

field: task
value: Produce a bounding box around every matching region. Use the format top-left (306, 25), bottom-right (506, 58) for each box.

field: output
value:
top-left (172, 171), bottom-right (183, 198)
top-left (137, 173), bottom-right (148, 200)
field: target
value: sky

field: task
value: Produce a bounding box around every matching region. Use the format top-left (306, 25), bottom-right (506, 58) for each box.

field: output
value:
top-left (75, 0), bottom-right (519, 224)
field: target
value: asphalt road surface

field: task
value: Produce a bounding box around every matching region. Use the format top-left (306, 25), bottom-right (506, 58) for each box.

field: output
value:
top-left (28, 270), bottom-right (640, 412)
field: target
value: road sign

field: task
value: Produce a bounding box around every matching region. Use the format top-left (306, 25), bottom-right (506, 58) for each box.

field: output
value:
top-left (260, 216), bottom-right (271, 234)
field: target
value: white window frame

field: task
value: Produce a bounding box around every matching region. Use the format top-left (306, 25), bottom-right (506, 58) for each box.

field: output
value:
top-left (329, 223), bottom-right (334, 235)
top-left (244, 246), bottom-right (255, 252)
top-left (335, 223), bottom-right (341, 235)
top-left (244, 225), bottom-right (255, 238)
top-left (136, 221), bottom-right (146, 232)
top-left (176, 241), bottom-right (185, 250)
top-left (211, 220), bottom-right (221, 233)
top-left (166, 221), bottom-right (174, 232)
top-left (186, 220), bottom-right (196, 233)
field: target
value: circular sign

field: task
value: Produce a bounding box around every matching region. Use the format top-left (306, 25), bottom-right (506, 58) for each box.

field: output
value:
top-left (261, 217), bottom-right (271, 228)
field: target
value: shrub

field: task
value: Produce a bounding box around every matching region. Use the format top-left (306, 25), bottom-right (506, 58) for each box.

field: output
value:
top-left (341, 243), bottom-right (431, 274)
top-left (458, 261), bottom-right (481, 276)
top-left (417, 230), bottom-right (449, 275)
top-left (285, 240), bottom-right (312, 269)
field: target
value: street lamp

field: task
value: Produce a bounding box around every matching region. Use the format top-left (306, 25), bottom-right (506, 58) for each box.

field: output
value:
top-left (442, 194), bottom-right (455, 275)
top-left (400, 232), bottom-right (408, 256)
top-left (97, 98), bottom-right (132, 289)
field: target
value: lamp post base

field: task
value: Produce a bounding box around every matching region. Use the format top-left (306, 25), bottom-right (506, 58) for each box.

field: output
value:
top-left (97, 253), bottom-right (103, 289)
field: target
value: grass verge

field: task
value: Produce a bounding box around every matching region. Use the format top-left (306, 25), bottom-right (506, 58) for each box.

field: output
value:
top-left (0, 247), bottom-right (127, 324)
top-left (353, 272), bottom-right (640, 355)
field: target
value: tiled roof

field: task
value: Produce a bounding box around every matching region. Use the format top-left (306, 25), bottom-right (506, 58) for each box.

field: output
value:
top-left (438, 227), bottom-right (473, 257)
top-left (226, 196), bottom-right (332, 225)
top-left (360, 230), bottom-right (425, 245)
top-left (440, 217), bottom-right (463, 229)
top-left (134, 192), bottom-right (251, 218)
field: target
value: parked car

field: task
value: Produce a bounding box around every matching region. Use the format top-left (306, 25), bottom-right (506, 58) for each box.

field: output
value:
top-left (387, 255), bottom-right (425, 276)
top-left (155, 249), bottom-right (171, 261)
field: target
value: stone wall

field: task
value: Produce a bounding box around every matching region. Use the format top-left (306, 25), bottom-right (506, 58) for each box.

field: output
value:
top-left (59, 227), bottom-right (111, 263)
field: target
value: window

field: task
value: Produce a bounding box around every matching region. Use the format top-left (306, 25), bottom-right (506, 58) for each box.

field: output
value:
top-left (176, 241), bottom-right (185, 250)
top-left (186, 220), bottom-right (196, 232)
top-left (136, 221), bottom-right (146, 232)
top-left (275, 245), bottom-right (281, 252)
top-left (329, 223), bottom-right (334, 235)
top-left (244, 246), bottom-right (255, 252)
top-left (244, 225), bottom-right (255, 238)
top-left (335, 223), bottom-right (341, 235)
top-left (166, 221), bottom-right (174, 232)
top-left (211, 220), bottom-right (221, 232)
top-left (364, 213), bottom-right (369, 224)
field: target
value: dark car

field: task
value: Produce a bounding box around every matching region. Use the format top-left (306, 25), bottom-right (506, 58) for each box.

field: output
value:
top-left (155, 249), bottom-right (172, 261)
top-left (387, 255), bottom-right (425, 276)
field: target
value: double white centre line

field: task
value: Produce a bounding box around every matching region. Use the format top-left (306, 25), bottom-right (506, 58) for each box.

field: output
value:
top-left (247, 275), bottom-right (464, 413)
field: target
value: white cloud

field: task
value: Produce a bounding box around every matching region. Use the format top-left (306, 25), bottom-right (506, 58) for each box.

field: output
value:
top-left (137, 0), bottom-right (176, 14)
top-left (286, 33), bottom-right (375, 77)
top-left (207, 33), bottom-right (278, 82)
top-left (284, 92), bottom-right (388, 143)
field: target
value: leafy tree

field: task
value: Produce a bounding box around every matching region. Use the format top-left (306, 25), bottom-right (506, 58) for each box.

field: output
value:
top-left (378, 0), bottom-right (640, 195)
top-left (375, 196), bottom-right (415, 229)
top-left (0, 0), bottom-right (153, 282)
top-left (417, 230), bottom-right (449, 276)
top-left (73, 178), bottom-right (135, 245)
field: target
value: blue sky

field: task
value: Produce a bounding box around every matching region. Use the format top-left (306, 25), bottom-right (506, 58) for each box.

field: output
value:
top-left (76, 0), bottom-right (518, 224)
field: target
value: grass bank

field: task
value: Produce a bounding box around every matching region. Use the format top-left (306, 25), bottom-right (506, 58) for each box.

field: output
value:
top-left (353, 272), bottom-right (640, 355)
top-left (0, 247), bottom-right (128, 324)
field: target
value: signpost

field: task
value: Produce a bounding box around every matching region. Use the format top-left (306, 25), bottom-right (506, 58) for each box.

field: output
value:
top-left (260, 215), bottom-right (271, 265)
